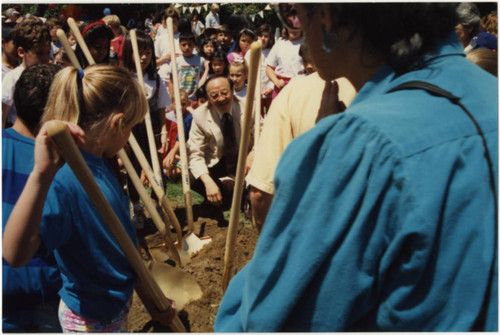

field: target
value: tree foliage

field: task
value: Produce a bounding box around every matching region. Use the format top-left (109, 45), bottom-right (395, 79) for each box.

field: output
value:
top-left (1, 3), bottom-right (282, 33)
top-left (3, 3), bottom-right (278, 23)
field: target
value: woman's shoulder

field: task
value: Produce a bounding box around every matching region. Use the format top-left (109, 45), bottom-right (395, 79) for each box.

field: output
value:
top-left (324, 73), bottom-right (492, 161)
top-left (277, 108), bottom-right (408, 182)
top-left (275, 112), bottom-right (404, 206)
top-left (305, 112), bottom-right (395, 148)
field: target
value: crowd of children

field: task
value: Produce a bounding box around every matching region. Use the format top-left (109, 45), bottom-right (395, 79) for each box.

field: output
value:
top-left (0, 5), bottom-right (311, 332)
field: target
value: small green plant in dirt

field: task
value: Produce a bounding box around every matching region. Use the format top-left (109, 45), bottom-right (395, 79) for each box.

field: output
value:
top-left (164, 179), bottom-right (204, 207)
top-left (223, 210), bottom-right (253, 227)
top-left (141, 178), bottom-right (252, 226)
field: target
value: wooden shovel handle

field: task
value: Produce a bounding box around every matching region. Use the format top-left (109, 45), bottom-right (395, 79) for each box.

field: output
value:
top-left (117, 149), bottom-right (181, 266)
top-left (222, 41), bottom-right (262, 291)
top-left (67, 18), bottom-right (95, 66)
top-left (130, 29), bottom-right (146, 89)
top-left (46, 121), bottom-right (185, 332)
top-left (129, 29), bottom-right (164, 190)
top-left (128, 134), bottom-right (184, 250)
top-left (254, 61), bottom-right (261, 145)
top-left (56, 29), bottom-right (81, 69)
top-left (166, 17), bottom-right (195, 233)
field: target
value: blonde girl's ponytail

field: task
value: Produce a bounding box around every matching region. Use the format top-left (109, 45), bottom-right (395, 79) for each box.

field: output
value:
top-left (43, 64), bottom-right (148, 132)
top-left (43, 66), bottom-right (81, 125)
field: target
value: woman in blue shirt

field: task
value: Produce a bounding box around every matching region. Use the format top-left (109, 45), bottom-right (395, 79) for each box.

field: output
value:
top-left (215, 3), bottom-right (497, 332)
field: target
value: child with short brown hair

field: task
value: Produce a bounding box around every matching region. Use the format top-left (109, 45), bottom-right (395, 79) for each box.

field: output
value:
top-left (2, 17), bottom-right (51, 127)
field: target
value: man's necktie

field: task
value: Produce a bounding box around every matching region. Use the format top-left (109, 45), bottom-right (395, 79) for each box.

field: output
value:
top-left (221, 112), bottom-right (238, 175)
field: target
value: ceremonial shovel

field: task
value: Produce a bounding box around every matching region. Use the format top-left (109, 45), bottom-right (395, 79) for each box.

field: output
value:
top-left (222, 40), bottom-right (262, 291)
top-left (166, 17), bottom-right (212, 258)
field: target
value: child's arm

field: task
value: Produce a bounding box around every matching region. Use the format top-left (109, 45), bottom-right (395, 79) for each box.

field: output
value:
top-left (198, 59), bottom-right (210, 88)
top-left (169, 73), bottom-right (174, 100)
top-left (2, 121), bottom-right (85, 267)
top-left (159, 108), bottom-right (169, 155)
top-left (163, 141), bottom-right (180, 170)
top-left (265, 65), bottom-right (285, 89)
top-left (156, 52), bottom-right (172, 66)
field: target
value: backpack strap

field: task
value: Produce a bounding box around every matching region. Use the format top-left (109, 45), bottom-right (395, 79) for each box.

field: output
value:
top-left (387, 80), bottom-right (497, 330)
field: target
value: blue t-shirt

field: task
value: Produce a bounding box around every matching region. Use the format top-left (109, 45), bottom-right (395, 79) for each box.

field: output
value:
top-left (215, 33), bottom-right (498, 331)
top-left (175, 111), bottom-right (193, 142)
top-left (39, 150), bottom-right (137, 322)
top-left (2, 128), bottom-right (62, 331)
top-left (2, 128), bottom-right (35, 223)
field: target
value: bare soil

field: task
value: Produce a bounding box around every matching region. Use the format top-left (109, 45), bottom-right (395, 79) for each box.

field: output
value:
top-left (127, 203), bottom-right (258, 332)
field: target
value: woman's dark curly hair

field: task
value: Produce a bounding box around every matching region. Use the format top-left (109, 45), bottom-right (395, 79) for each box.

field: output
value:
top-left (318, 3), bottom-right (458, 73)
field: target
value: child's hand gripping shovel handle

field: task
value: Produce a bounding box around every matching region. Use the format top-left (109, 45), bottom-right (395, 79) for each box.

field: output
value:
top-left (46, 121), bottom-right (186, 332)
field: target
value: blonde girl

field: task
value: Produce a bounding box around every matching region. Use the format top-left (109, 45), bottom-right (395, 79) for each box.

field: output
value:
top-left (3, 65), bottom-right (174, 332)
top-left (229, 59), bottom-right (248, 100)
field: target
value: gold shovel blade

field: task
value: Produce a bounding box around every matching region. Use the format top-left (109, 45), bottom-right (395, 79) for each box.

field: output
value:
top-left (147, 256), bottom-right (203, 311)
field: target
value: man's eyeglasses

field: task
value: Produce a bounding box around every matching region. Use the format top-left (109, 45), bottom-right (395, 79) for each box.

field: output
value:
top-left (209, 90), bottom-right (230, 100)
top-left (274, 3), bottom-right (302, 32)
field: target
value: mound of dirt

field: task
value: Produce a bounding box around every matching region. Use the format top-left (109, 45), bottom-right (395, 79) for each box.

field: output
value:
top-left (127, 207), bottom-right (258, 332)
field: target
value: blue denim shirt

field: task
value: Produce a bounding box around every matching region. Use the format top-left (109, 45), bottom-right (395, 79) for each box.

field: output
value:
top-left (215, 33), bottom-right (498, 332)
